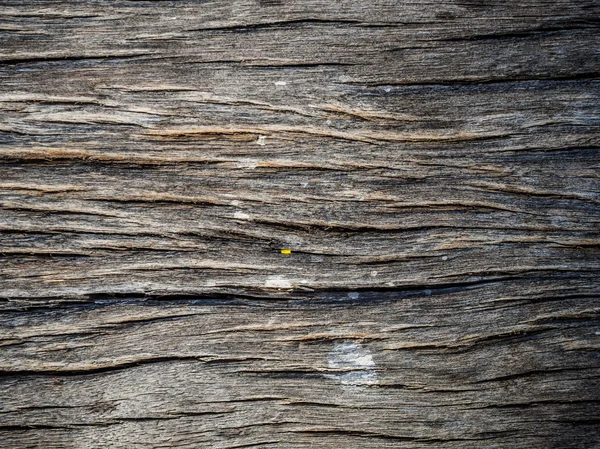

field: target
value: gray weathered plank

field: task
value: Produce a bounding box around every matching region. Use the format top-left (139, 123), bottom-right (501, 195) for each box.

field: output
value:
top-left (1, 0), bottom-right (599, 447)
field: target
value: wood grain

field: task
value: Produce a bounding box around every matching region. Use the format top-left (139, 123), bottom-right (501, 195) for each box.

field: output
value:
top-left (1, 0), bottom-right (599, 447)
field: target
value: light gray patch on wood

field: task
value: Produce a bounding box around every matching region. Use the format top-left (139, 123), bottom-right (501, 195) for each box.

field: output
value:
top-left (327, 341), bottom-right (378, 387)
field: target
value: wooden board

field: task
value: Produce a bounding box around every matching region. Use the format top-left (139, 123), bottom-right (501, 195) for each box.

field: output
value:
top-left (1, 1), bottom-right (599, 447)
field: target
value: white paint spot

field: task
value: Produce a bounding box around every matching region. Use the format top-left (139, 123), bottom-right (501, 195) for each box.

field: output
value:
top-left (256, 135), bottom-right (267, 146)
top-left (370, 271), bottom-right (378, 277)
top-left (274, 81), bottom-right (287, 86)
top-left (327, 341), bottom-right (377, 387)
top-left (230, 200), bottom-right (241, 207)
top-left (234, 211), bottom-right (250, 220)
top-left (265, 275), bottom-right (292, 289)
top-left (301, 181), bottom-right (309, 188)
top-left (283, 235), bottom-right (304, 245)
top-left (347, 292), bottom-right (360, 299)
top-left (237, 159), bottom-right (258, 169)
top-left (442, 256), bottom-right (448, 261)
top-left (384, 87), bottom-right (391, 93)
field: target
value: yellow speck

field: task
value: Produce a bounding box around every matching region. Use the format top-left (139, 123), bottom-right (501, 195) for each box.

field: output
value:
top-left (281, 249), bottom-right (292, 255)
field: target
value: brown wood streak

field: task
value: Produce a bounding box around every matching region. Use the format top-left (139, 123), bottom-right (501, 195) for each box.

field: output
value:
top-left (0, 0), bottom-right (599, 447)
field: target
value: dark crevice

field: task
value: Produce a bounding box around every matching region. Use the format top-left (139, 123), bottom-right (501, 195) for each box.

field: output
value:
top-left (0, 53), bottom-right (154, 67)
top-left (0, 355), bottom-right (207, 377)
top-left (439, 24), bottom-right (600, 42)
top-left (0, 423), bottom-right (111, 430)
top-left (4, 274), bottom-right (593, 313)
top-left (385, 327), bottom-right (558, 354)
top-left (472, 366), bottom-right (598, 384)
top-left (0, 355), bottom-right (274, 378)
top-left (291, 429), bottom-right (417, 441)
top-left (475, 399), bottom-right (600, 409)
top-left (240, 369), bottom-right (325, 379)
top-left (354, 73), bottom-right (600, 88)
top-left (221, 443), bottom-right (280, 449)
top-left (115, 410), bottom-right (235, 421)
top-left (246, 62), bottom-right (358, 69)
top-left (0, 276), bottom-right (523, 307)
top-left (185, 19), bottom-right (363, 33)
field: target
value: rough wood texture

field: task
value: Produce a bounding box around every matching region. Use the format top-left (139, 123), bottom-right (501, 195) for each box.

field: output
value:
top-left (1, 0), bottom-right (599, 447)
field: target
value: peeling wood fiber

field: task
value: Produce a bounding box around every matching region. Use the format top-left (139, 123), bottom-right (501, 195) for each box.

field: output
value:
top-left (1, 0), bottom-right (599, 448)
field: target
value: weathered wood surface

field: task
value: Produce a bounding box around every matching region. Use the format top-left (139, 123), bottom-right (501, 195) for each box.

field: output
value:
top-left (1, 0), bottom-right (599, 447)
